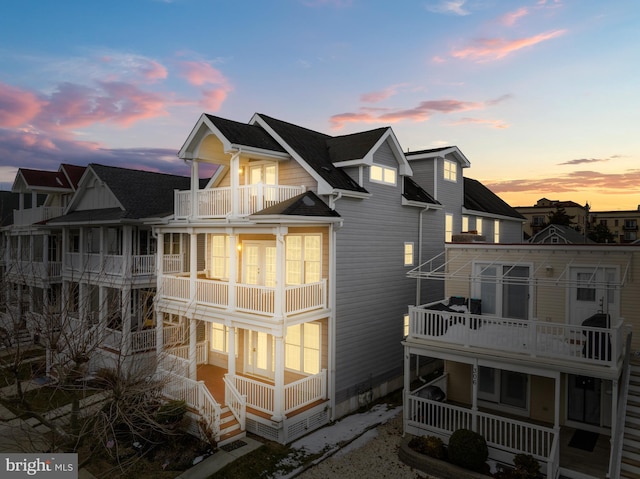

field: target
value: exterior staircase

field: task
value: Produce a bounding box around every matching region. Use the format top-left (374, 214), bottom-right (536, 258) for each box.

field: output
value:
top-left (620, 358), bottom-right (640, 478)
top-left (218, 405), bottom-right (245, 447)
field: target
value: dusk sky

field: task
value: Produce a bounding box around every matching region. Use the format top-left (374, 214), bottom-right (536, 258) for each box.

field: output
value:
top-left (1, 0), bottom-right (638, 210)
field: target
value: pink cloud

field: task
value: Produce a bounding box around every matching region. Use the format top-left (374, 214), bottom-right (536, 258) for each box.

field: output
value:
top-left (139, 59), bottom-right (168, 82)
top-left (452, 29), bottom-right (567, 62)
top-left (0, 82), bottom-right (46, 128)
top-left (40, 81), bottom-right (168, 129)
top-left (179, 61), bottom-right (229, 87)
top-left (499, 7), bottom-right (528, 26)
top-left (200, 88), bottom-right (228, 111)
top-left (330, 96), bottom-right (509, 129)
top-left (360, 85), bottom-right (405, 103)
top-left (448, 117), bottom-right (509, 129)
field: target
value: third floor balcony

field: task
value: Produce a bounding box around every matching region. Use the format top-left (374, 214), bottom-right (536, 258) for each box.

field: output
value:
top-left (13, 206), bottom-right (65, 226)
top-left (174, 184), bottom-right (306, 220)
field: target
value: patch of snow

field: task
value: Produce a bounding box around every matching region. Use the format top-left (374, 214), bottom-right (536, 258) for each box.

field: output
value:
top-left (333, 428), bottom-right (378, 458)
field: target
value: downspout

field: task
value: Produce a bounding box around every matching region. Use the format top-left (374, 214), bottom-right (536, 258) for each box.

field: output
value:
top-left (416, 204), bottom-right (431, 306)
top-left (328, 192), bottom-right (344, 421)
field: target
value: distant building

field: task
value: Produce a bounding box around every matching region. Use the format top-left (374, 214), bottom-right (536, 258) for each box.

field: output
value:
top-left (515, 198), bottom-right (588, 238)
top-left (588, 207), bottom-right (640, 244)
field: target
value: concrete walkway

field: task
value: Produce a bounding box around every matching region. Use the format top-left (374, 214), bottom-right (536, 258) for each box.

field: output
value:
top-left (175, 436), bottom-right (263, 478)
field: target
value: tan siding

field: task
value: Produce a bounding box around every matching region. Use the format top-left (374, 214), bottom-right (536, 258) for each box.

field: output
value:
top-left (445, 362), bottom-right (472, 405)
top-left (529, 376), bottom-right (555, 423)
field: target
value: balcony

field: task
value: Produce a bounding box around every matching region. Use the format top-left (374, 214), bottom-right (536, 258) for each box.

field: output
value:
top-left (407, 300), bottom-right (625, 369)
top-left (160, 275), bottom-right (327, 318)
top-left (174, 184), bottom-right (306, 220)
top-left (65, 253), bottom-right (156, 277)
top-left (13, 206), bottom-right (65, 226)
top-left (5, 260), bottom-right (63, 281)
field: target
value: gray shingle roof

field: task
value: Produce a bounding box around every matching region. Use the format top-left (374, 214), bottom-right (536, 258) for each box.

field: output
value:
top-left (257, 114), bottom-right (368, 193)
top-left (252, 191), bottom-right (340, 218)
top-left (326, 128), bottom-right (388, 163)
top-left (464, 177), bottom-right (524, 220)
top-left (204, 114), bottom-right (287, 153)
top-left (403, 177), bottom-right (440, 205)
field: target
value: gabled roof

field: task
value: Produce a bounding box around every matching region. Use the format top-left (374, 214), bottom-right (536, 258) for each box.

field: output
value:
top-left (203, 114), bottom-right (287, 153)
top-left (251, 191), bottom-right (341, 218)
top-left (403, 177), bottom-right (440, 205)
top-left (253, 114), bottom-right (368, 194)
top-left (464, 177), bottom-right (524, 220)
top-left (48, 164), bottom-right (194, 224)
top-left (11, 164), bottom-right (86, 194)
top-left (529, 224), bottom-right (594, 244)
top-left (60, 164), bottom-right (86, 189)
top-left (326, 128), bottom-right (388, 163)
top-left (405, 146), bottom-right (471, 168)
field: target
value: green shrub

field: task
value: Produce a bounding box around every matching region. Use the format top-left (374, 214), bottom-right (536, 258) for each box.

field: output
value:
top-left (447, 428), bottom-right (488, 473)
top-left (514, 454), bottom-right (542, 478)
top-left (408, 435), bottom-right (446, 459)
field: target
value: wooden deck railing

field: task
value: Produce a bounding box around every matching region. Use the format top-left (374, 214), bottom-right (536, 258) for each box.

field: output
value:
top-left (160, 275), bottom-right (327, 318)
top-left (409, 302), bottom-right (623, 367)
top-left (223, 374), bottom-right (247, 430)
top-left (284, 369), bottom-right (327, 413)
top-left (174, 184), bottom-right (305, 219)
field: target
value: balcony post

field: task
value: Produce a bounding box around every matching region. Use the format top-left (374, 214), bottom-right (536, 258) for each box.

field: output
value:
top-left (189, 231), bottom-right (197, 303)
top-left (271, 335), bottom-right (285, 422)
top-left (189, 317), bottom-right (197, 380)
top-left (156, 311), bottom-right (164, 361)
top-left (121, 286), bottom-right (132, 355)
top-left (228, 234), bottom-right (238, 312)
top-left (43, 234), bottom-right (49, 278)
top-left (191, 161), bottom-right (199, 220)
top-left (230, 152), bottom-right (240, 217)
top-left (228, 326), bottom-right (236, 376)
top-left (275, 230), bottom-right (285, 318)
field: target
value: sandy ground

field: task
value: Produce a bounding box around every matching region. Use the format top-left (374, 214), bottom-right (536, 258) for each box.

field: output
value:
top-left (296, 411), bottom-right (435, 479)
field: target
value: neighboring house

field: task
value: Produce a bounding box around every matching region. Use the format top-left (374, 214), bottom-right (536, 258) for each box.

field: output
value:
top-left (530, 224), bottom-right (594, 244)
top-left (152, 113), bottom-right (524, 445)
top-left (1, 164), bottom-right (84, 346)
top-left (41, 164), bottom-right (193, 374)
top-left (516, 198), bottom-right (588, 238)
top-left (404, 241), bottom-right (640, 479)
top-left (588, 207), bottom-right (640, 244)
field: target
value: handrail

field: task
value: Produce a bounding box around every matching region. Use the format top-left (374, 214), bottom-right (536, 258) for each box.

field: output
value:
top-left (223, 374), bottom-right (247, 430)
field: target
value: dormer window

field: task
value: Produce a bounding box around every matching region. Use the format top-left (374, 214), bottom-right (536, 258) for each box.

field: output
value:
top-left (444, 159), bottom-right (457, 182)
top-left (370, 164), bottom-right (396, 186)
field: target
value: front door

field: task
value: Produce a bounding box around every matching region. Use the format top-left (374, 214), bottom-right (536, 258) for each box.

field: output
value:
top-left (567, 375), bottom-right (601, 426)
top-left (243, 242), bottom-right (276, 287)
top-left (246, 331), bottom-right (274, 379)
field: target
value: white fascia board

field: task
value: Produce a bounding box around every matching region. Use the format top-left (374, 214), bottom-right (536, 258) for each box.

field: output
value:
top-left (384, 128), bottom-right (413, 176)
top-left (178, 114), bottom-right (233, 160)
top-left (462, 207), bottom-right (525, 223)
top-left (332, 158), bottom-right (369, 167)
top-left (331, 188), bottom-right (371, 199)
top-left (402, 198), bottom-right (443, 209)
top-left (227, 143), bottom-right (290, 161)
top-left (250, 114), bottom-right (334, 195)
top-left (65, 166), bottom-right (124, 214)
top-left (249, 215), bottom-right (343, 225)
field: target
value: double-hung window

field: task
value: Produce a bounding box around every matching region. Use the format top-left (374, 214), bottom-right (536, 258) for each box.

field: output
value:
top-left (444, 159), bottom-right (457, 182)
top-left (210, 235), bottom-right (230, 279)
top-left (285, 322), bottom-right (321, 374)
top-left (370, 164), bottom-right (397, 186)
top-left (286, 235), bottom-right (321, 284)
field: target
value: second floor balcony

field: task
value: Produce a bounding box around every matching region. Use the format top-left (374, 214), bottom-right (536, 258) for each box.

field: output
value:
top-left (174, 184), bottom-right (306, 220)
top-left (65, 253), bottom-right (156, 277)
top-left (13, 206), bottom-right (65, 226)
top-left (160, 274), bottom-right (327, 319)
top-left (407, 300), bottom-right (627, 370)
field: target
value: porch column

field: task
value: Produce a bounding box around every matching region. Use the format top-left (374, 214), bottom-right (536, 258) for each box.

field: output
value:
top-left (403, 347), bottom-right (411, 433)
top-left (190, 231), bottom-right (197, 303)
top-left (610, 378), bottom-right (618, 442)
top-left (121, 286), bottom-right (132, 355)
top-left (190, 160), bottom-right (199, 220)
top-left (156, 232), bottom-right (164, 277)
top-left (275, 230), bottom-right (285, 319)
top-left (43, 234), bottom-right (49, 277)
top-left (228, 326), bottom-right (236, 376)
top-left (228, 234), bottom-right (237, 312)
top-left (272, 335), bottom-right (285, 422)
top-left (122, 226), bottom-right (132, 279)
top-left (155, 311), bottom-right (164, 361)
top-left (554, 372), bottom-right (561, 428)
top-left (230, 152), bottom-right (240, 217)
top-left (471, 359), bottom-right (479, 433)
top-left (189, 317), bottom-right (197, 380)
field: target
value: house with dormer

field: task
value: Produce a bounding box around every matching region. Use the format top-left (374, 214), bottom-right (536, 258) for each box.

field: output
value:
top-left (153, 113), bottom-right (524, 445)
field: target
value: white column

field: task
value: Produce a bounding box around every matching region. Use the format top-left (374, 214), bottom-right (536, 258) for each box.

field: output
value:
top-left (228, 234), bottom-right (237, 312)
top-left (554, 373), bottom-right (561, 428)
top-left (190, 231), bottom-right (197, 302)
top-left (230, 153), bottom-right (240, 216)
top-left (403, 347), bottom-right (411, 433)
top-left (189, 318), bottom-right (197, 380)
top-left (272, 335), bottom-right (285, 422)
top-left (121, 286), bottom-right (132, 355)
top-left (156, 311), bottom-right (164, 363)
top-left (191, 161), bottom-right (199, 220)
top-left (274, 230), bottom-right (285, 320)
top-left (471, 360), bottom-right (479, 433)
top-left (228, 327), bottom-right (236, 376)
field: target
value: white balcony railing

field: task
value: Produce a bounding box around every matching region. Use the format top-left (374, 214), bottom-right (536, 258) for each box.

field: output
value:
top-left (163, 254), bottom-right (184, 274)
top-left (4, 260), bottom-right (62, 279)
top-left (64, 253), bottom-right (157, 277)
top-left (174, 184), bottom-right (305, 220)
top-left (13, 206), bottom-right (65, 226)
top-left (161, 276), bottom-right (327, 318)
top-left (409, 301), bottom-right (624, 367)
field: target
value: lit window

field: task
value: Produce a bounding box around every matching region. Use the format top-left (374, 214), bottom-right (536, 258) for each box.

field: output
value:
top-left (286, 235), bottom-right (321, 284)
top-left (462, 216), bottom-right (469, 233)
top-left (477, 218), bottom-right (483, 235)
top-left (403, 314), bottom-right (410, 337)
top-left (370, 164), bottom-right (397, 186)
top-left (285, 322), bottom-right (321, 374)
top-left (494, 220), bottom-right (500, 243)
top-left (444, 159), bottom-right (457, 182)
top-left (404, 242), bottom-right (414, 266)
top-left (211, 235), bottom-right (230, 278)
top-left (211, 324), bottom-right (238, 355)
top-left (445, 214), bottom-right (453, 242)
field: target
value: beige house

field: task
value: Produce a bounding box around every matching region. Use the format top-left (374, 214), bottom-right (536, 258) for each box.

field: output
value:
top-left (403, 242), bottom-right (640, 479)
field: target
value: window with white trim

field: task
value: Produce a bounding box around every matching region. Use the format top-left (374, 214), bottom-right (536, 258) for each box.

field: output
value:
top-left (211, 323), bottom-right (238, 356)
top-left (404, 242), bottom-right (414, 266)
top-left (476, 218), bottom-right (483, 235)
top-left (370, 164), bottom-right (397, 186)
top-left (210, 235), bottom-right (230, 279)
top-left (286, 234), bottom-right (321, 284)
top-left (403, 314), bottom-right (410, 337)
top-left (445, 214), bottom-right (453, 242)
top-left (462, 216), bottom-right (469, 233)
top-left (444, 159), bottom-right (457, 182)
top-left (473, 263), bottom-right (531, 319)
top-left (285, 322), bottom-right (321, 374)
top-left (494, 220), bottom-right (500, 243)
